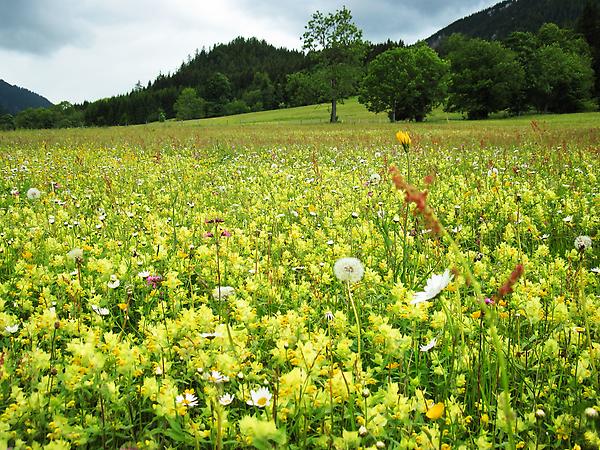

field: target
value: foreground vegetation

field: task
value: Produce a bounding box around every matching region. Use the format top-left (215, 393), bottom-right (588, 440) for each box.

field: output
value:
top-left (0, 114), bottom-right (599, 449)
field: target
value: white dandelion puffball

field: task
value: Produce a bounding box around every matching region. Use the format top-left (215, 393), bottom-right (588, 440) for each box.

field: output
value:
top-left (334, 257), bottom-right (365, 283)
top-left (411, 269), bottom-right (453, 305)
top-left (67, 248), bottom-right (84, 262)
top-left (212, 285), bottom-right (235, 300)
top-left (574, 235), bottom-right (592, 251)
top-left (26, 187), bottom-right (41, 200)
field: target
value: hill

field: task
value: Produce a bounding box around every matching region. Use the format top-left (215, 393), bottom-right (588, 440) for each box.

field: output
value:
top-left (0, 79), bottom-right (53, 114)
top-left (426, 0), bottom-right (599, 47)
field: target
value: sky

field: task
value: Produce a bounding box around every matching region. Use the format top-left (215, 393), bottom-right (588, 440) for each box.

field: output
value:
top-left (0, 0), bottom-right (498, 104)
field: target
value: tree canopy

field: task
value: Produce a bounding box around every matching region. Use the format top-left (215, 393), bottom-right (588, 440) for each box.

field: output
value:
top-left (302, 7), bottom-right (365, 123)
top-left (359, 44), bottom-right (448, 122)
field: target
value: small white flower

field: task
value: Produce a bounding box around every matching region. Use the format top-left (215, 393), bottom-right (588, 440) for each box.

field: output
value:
top-left (591, 267), bottom-right (600, 274)
top-left (138, 270), bottom-right (150, 278)
top-left (67, 248), bottom-right (84, 262)
top-left (487, 168), bottom-right (498, 178)
top-left (333, 257), bottom-right (364, 283)
top-left (107, 275), bottom-right (120, 289)
top-left (376, 441), bottom-right (386, 449)
top-left (574, 235), bottom-right (592, 251)
top-left (585, 407), bottom-right (598, 418)
top-left (247, 387), bottom-right (272, 407)
top-left (535, 409), bottom-right (546, 418)
top-left (324, 311), bottom-right (334, 321)
top-left (411, 269), bottom-right (453, 305)
top-left (176, 390), bottom-right (198, 408)
top-left (5, 324), bottom-right (19, 334)
top-left (212, 286), bottom-right (235, 300)
top-left (358, 425), bottom-right (368, 437)
top-left (26, 187), bottom-right (41, 199)
top-left (91, 304), bottom-right (110, 316)
top-left (200, 332), bottom-right (223, 339)
top-left (369, 173), bottom-right (381, 184)
top-left (219, 393), bottom-right (235, 406)
top-left (420, 337), bottom-right (437, 352)
top-left (563, 215), bottom-right (573, 223)
top-left (204, 370), bottom-right (229, 384)
top-left (48, 215), bottom-right (55, 224)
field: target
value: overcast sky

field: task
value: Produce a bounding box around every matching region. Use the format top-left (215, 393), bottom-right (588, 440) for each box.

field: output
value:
top-left (0, 0), bottom-right (498, 104)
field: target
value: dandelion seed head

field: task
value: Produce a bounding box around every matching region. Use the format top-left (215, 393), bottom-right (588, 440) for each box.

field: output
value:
top-left (333, 257), bottom-right (364, 283)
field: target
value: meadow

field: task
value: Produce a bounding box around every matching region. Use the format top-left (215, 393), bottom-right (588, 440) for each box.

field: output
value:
top-left (0, 105), bottom-right (599, 449)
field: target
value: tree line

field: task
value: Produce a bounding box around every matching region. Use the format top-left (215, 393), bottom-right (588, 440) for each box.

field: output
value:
top-left (1, 2), bottom-right (598, 130)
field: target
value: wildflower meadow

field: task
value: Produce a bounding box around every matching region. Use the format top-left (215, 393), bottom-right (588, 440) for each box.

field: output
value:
top-left (0, 116), bottom-right (599, 449)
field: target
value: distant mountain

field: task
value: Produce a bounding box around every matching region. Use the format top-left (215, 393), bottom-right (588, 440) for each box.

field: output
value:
top-left (0, 79), bottom-right (53, 115)
top-left (426, 0), bottom-right (600, 47)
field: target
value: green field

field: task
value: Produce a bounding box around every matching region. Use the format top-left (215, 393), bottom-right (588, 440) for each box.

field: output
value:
top-left (0, 113), bottom-right (599, 449)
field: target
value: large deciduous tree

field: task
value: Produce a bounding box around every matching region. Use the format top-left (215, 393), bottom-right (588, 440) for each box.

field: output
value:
top-left (302, 7), bottom-right (365, 123)
top-left (359, 44), bottom-right (448, 122)
top-left (174, 88), bottom-right (205, 120)
top-left (445, 34), bottom-right (524, 119)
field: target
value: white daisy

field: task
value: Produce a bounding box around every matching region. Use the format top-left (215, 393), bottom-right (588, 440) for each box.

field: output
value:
top-left (247, 387), bottom-right (272, 408)
top-left (91, 305), bottom-right (110, 316)
top-left (107, 275), bottom-right (120, 289)
top-left (411, 269), bottom-right (453, 305)
top-left (5, 324), bottom-right (19, 334)
top-left (420, 337), bottom-right (437, 352)
top-left (219, 393), bottom-right (235, 406)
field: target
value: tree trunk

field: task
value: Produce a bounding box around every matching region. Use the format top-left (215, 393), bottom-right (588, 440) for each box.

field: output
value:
top-left (330, 98), bottom-right (337, 123)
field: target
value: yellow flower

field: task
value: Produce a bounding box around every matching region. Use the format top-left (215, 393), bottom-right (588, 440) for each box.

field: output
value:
top-left (396, 131), bottom-right (411, 147)
top-left (426, 402), bottom-right (444, 420)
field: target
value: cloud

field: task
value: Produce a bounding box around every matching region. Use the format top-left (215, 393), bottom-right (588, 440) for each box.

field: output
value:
top-left (236, 0), bottom-right (498, 44)
top-left (0, 0), bottom-right (498, 103)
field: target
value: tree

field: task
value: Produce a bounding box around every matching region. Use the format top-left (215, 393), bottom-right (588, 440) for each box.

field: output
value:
top-left (302, 7), bottom-right (365, 123)
top-left (577, 1), bottom-right (600, 99)
top-left (445, 34), bottom-right (524, 119)
top-left (359, 44), bottom-right (448, 122)
top-left (173, 88), bottom-right (205, 120)
top-left (528, 44), bottom-right (594, 113)
top-left (505, 24), bottom-right (595, 113)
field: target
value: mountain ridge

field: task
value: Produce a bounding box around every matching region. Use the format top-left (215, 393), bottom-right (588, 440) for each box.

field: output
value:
top-left (426, 0), bottom-right (599, 46)
top-left (0, 79), bottom-right (53, 115)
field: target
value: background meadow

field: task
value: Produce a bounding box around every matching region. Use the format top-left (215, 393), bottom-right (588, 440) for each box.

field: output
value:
top-left (0, 111), bottom-right (599, 449)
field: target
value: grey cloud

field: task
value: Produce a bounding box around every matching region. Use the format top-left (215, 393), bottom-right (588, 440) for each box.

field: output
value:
top-left (0, 0), bottom-right (88, 54)
top-left (237, 0), bottom-right (497, 44)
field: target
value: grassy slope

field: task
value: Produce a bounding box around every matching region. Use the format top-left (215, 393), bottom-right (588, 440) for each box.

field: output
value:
top-left (168, 96), bottom-right (598, 128)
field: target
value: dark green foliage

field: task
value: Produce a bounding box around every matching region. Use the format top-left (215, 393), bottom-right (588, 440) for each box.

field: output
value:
top-left (445, 35), bottom-right (524, 119)
top-left (80, 37), bottom-right (309, 126)
top-left (528, 44), bottom-right (594, 112)
top-left (577, 1), bottom-right (600, 98)
top-left (359, 44), bottom-right (448, 122)
top-left (505, 24), bottom-right (595, 113)
top-left (285, 72), bottom-right (324, 107)
top-left (12, 101), bottom-right (83, 129)
top-left (0, 114), bottom-right (15, 131)
top-left (302, 7), bottom-right (365, 123)
top-left (174, 88), bottom-right (206, 120)
top-left (427, 0), bottom-right (600, 47)
top-left (0, 79), bottom-right (53, 114)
